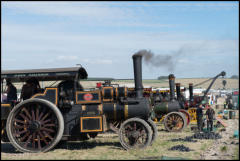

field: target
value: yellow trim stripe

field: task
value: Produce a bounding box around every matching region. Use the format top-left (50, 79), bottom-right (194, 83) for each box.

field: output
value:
top-left (124, 87), bottom-right (126, 97)
top-left (32, 88), bottom-right (58, 105)
top-left (1, 104), bottom-right (11, 107)
top-left (115, 88), bottom-right (118, 98)
top-left (124, 104), bottom-right (128, 119)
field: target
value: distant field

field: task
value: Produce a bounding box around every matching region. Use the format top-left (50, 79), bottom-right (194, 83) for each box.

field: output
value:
top-left (3, 78), bottom-right (238, 91)
top-left (111, 78), bottom-right (239, 90)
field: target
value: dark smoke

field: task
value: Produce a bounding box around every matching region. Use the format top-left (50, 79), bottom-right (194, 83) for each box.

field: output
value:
top-left (133, 49), bottom-right (177, 72)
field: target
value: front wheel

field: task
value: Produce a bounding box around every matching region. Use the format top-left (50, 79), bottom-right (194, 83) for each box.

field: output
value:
top-left (119, 117), bottom-right (152, 150)
top-left (163, 112), bottom-right (187, 132)
top-left (6, 98), bottom-right (64, 153)
top-left (146, 118), bottom-right (158, 145)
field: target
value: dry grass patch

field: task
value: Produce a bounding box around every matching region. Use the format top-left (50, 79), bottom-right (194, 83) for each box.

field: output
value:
top-left (1, 123), bottom-right (220, 160)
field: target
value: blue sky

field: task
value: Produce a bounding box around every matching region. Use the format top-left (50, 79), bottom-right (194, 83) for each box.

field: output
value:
top-left (1, 1), bottom-right (239, 79)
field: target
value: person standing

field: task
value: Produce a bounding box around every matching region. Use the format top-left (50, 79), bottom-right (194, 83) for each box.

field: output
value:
top-left (206, 105), bottom-right (215, 132)
top-left (5, 80), bottom-right (17, 102)
top-left (196, 103), bottom-right (204, 132)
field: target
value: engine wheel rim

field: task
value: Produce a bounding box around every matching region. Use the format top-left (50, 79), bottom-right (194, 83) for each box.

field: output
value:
top-left (9, 102), bottom-right (60, 152)
top-left (165, 113), bottom-right (184, 132)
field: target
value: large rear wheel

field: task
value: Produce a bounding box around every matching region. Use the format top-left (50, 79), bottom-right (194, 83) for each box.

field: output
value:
top-left (6, 98), bottom-right (64, 153)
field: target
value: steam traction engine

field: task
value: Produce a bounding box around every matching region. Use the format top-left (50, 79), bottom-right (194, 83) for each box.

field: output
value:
top-left (150, 74), bottom-right (190, 132)
top-left (150, 71), bottom-right (226, 132)
top-left (1, 54), bottom-right (157, 153)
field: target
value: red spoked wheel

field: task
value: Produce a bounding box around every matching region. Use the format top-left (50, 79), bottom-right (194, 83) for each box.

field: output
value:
top-left (163, 112), bottom-right (187, 132)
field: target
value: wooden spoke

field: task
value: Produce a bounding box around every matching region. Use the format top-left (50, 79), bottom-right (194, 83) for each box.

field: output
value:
top-left (14, 119), bottom-right (26, 124)
top-left (38, 131), bottom-right (48, 145)
top-left (32, 133), bottom-right (36, 149)
top-left (22, 107), bottom-right (32, 120)
top-left (24, 135), bottom-right (32, 148)
top-left (41, 127), bottom-right (55, 133)
top-left (19, 113), bottom-right (30, 122)
top-left (41, 119), bottom-right (52, 124)
top-left (37, 135), bottom-right (41, 150)
top-left (36, 108), bottom-right (39, 121)
top-left (32, 109), bottom-right (35, 121)
top-left (14, 124), bottom-right (25, 129)
top-left (40, 113), bottom-right (49, 122)
top-left (43, 124), bottom-right (55, 127)
top-left (38, 112), bottom-right (44, 121)
top-left (133, 122), bottom-right (137, 131)
top-left (43, 131), bottom-right (53, 140)
top-left (19, 132), bottom-right (30, 142)
top-left (16, 129), bottom-right (28, 135)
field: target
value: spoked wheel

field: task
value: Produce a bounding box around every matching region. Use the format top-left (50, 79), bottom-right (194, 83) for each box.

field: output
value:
top-left (119, 118), bottom-right (152, 150)
top-left (6, 98), bottom-right (64, 153)
top-left (179, 109), bottom-right (191, 125)
top-left (146, 118), bottom-right (158, 145)
top-left (163, 112), bottom-right (186, 132)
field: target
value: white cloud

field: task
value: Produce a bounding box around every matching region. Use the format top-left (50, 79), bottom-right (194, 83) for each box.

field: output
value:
top-left (1, 2), bottom-right (238, 78)
top-left (2, 23), bottom-right (238, 58)
top-left (2, 2), bottom-right (136, 22)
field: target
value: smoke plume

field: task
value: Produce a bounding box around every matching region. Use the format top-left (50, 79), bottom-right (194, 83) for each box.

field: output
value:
top-left (133, 49), bottom-right (177, 72)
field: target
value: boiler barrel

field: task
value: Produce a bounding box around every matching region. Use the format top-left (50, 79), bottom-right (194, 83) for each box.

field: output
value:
top-left (102, 99), bottom-right (150, 120)
top-left (154, 101), bottom-right (181, 114)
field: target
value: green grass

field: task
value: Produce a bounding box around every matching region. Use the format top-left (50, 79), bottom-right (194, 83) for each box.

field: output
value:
top-left (233, 145), bottom-right (239, 160)
top-left (220, 146), bottom-right (228, 152)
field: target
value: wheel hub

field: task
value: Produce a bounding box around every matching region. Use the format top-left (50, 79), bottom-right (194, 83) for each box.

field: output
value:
top-left (129, 131), bottom-right (140, 138)
top-left (172, 120), bottom-right (177, 126)
top-left (29, 121), bottom-right (41, 132)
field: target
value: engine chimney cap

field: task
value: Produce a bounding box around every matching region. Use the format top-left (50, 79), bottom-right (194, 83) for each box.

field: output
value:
top-left (132, 54), bottom-right (143, 58)
top-left (168, 74), bottom-right (175, 79)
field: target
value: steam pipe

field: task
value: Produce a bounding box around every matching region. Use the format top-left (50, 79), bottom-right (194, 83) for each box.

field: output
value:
top-left (168, 74), bottom-right (175, 101)
top-left (132, 54), bottom-right (143, 98)
top-left (189, 83), bottom-right (193, 102)
top-left (176, 83), bottom-right (181, 100)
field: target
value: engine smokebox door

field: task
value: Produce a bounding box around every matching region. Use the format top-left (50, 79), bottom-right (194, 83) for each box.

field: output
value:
top-left (80, 116), bottom-right (103, 132)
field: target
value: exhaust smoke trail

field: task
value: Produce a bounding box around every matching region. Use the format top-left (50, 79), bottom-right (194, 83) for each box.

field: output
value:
top-left (133, 49), bottom-right (176, 72)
